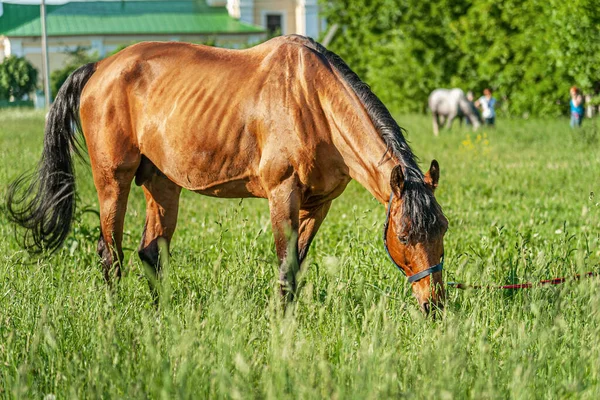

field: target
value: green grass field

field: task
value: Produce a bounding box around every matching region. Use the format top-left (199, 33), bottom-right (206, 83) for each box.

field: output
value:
top-left (1, 109), bottom-right (600, 398)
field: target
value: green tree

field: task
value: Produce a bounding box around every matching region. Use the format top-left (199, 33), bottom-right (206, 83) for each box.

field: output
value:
top-left (322, 0), bottom-right (600, 116)
top-left (0, 56), bottom-right (38, 100)
top-left (50, 47), bottom-right (100, 98)
top-left (451, 0), bottom-right (600, 116)
top-left (321, 0), bottom-right (470, 113)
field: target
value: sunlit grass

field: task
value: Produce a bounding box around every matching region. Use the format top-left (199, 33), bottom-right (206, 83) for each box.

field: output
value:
top-left (1, 109), bottom-right (600, 398)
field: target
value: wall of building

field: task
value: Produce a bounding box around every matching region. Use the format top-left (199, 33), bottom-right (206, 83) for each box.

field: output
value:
top-left (254, 0), bottom-right (297, 35)
top-left (0, 37), bottom-right (9, 63)
top-left (230, 0), bottom-right (323, 38)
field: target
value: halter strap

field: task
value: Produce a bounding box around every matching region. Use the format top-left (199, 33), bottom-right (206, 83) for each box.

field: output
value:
top-left (406, 260), bottom-right (444, 283)
top-left (383, 192), bottom-right (444, 283)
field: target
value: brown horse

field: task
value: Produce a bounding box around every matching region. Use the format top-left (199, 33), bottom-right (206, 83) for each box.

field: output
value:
top-left (7, 35), bottom-right (447, 314)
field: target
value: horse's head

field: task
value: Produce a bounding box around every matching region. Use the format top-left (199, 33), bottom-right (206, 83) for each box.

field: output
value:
top-left (384, 160), bottom-right (447, 316)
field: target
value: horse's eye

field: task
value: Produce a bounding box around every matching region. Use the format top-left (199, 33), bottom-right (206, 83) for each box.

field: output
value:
top-left (397, 236), bottom-right (409, 244)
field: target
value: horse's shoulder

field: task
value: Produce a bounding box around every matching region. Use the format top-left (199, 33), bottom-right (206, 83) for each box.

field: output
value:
top-left (260, 35), bottom-right (317, 49)
top-left (280, 34), bottom-right (319, 49)
top-left (256, 35), bottom-right (322, 60)
top-left (250, 36), bottom-right (329, 78)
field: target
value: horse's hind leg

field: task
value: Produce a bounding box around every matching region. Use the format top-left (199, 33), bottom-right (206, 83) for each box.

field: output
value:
top-left (82, 99), bottom-right (141, 282)
top-left (138, 172), bottom-right (182, 294)
top-left (94, 160), bottom-right (140, 282)
top-left (432, 113), bottom-right (440, 136)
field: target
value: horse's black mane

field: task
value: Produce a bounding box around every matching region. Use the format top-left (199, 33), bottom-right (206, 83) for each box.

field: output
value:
top-left (309, 38), bottom-right (445, 240)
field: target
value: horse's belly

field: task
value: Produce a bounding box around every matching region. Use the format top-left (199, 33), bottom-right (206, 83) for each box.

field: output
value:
top-left (139, 119), bottom-right (265, 197)
top-left (191, 177), bottom-right (266, 198)
top-left (158, 155), bottom-right (265, 198)
top-left (435, 101), bottom-right (453, 115)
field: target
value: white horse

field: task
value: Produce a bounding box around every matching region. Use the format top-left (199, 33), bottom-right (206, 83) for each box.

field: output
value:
top-left (428, 88), bottom-right (481, 136)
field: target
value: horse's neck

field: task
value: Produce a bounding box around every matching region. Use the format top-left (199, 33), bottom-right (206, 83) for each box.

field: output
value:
top-left (327, 99), bottom-right (396, 205)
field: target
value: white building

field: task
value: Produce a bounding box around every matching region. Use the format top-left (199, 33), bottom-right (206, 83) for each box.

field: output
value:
top-left (224, 0), bottom-right (324, 38)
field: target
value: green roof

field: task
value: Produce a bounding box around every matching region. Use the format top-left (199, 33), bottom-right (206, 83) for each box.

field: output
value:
top-left (0, 1), bottom-right (264, 36)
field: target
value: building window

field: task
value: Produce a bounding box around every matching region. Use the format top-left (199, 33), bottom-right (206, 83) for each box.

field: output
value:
top-left (265, 13), bottom-right (283, 35)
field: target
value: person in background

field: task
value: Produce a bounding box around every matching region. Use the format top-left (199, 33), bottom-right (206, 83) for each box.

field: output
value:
top-left (569, 86), bottom-right (584, 128)
top-left (475, 88), bottom-right (497, 126)
top-left (465, 90), bottom-right (481, 126)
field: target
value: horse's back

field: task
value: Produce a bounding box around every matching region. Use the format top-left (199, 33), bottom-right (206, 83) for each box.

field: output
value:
top-left (429, 89), bottom-right (450, 113)
top-left (429, 88), bottom-right (465, 114)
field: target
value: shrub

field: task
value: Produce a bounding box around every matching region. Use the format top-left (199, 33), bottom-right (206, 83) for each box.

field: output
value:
top-left (0, 56), bottom-right (38, 100)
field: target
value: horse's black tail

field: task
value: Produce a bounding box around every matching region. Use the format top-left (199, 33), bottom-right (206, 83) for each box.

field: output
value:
top-left (6, 63), bottom-right (96, 253)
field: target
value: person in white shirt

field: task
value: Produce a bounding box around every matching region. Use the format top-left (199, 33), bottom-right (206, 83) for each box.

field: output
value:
top-left (475, 88), bottom-right (497, 126)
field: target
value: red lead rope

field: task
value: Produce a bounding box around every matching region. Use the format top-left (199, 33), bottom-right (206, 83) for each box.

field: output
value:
top-left (447, 272), bottom-right (598, 290)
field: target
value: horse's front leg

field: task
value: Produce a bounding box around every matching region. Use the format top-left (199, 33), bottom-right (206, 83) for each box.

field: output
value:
top-left (298, 201), bottom-right (332, 265)
top-left (138, 172), bottom-right (182, 301)
top-left (267, 177), bottom-right (301, 303)
top-left (445, 112), bottom-right (456, 130)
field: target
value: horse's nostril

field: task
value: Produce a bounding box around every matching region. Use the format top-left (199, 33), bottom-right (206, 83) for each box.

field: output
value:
top-left (422, 302), bottom-right (430, 315)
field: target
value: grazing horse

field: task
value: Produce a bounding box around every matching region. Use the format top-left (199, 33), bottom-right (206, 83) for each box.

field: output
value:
top-left (7, 35), bottom-right (447, 314)
top-left (429, 88), bottom-right (481, 136)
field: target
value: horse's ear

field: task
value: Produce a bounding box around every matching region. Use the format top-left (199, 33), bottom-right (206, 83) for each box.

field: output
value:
top-left (424, 160), bottom-right (440, 192)
top-left (390, 165), bottom-right (404, 197)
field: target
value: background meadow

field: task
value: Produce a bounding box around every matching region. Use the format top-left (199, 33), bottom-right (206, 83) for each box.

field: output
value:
top-left (1, 110), bottom-right (600, 398)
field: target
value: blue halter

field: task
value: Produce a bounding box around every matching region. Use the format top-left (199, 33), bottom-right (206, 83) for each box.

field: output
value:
top-left (383, 192), bottom-right (444, 283)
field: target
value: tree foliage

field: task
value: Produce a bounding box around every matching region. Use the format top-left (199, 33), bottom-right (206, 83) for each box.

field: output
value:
top-left (50, 47), bottom-right (100, 98)
top-left (0, 56), bottom-right (38, 100)
top-left (321, 0), bottom-right (600, 116)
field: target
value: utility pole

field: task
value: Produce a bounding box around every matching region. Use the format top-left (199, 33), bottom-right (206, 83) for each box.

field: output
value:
top-left (321, 23), bottom-right (339, 47)
top-left (40, 0), bottom-right (51, 108)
